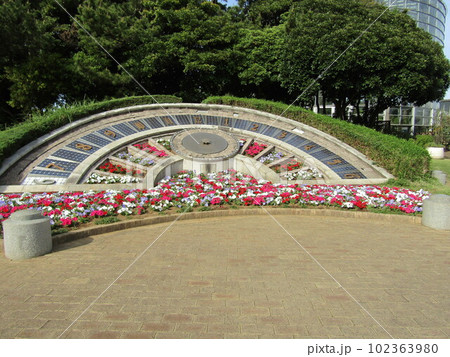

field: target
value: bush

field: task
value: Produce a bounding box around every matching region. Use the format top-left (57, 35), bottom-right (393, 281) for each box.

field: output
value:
top-left (203, 96), bottom-right (430, 180)
top-left (414, 134), bottom-right (435, 148)
top-left (0, 95), bottom-right (181, 165)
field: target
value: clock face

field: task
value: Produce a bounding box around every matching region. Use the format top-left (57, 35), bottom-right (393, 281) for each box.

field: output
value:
top-left (171, 129), bottom-right (240, 161)
top-left (0, 104), bottom-right (390, 191)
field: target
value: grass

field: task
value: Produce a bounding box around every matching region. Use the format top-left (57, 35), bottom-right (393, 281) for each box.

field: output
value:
top-left (385, 157), bottom-right (450, 196)
top-left (431, 159), bottom-right (450, 177)
top-left (0, 95), bottom-right (181, 165)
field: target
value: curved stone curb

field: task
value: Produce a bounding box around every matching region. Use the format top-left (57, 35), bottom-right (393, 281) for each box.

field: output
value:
top-left (52, 208), bottom-right (421, 246)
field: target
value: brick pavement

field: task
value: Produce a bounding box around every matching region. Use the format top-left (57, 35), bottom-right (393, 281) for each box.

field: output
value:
top-left (0, 213), bottom-right (449, 339)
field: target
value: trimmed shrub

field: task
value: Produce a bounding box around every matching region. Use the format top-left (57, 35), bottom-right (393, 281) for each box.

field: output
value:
top-left (0, 95), bottom-right (181, 165)
top-left (414, 134), bottom-right (435, 148)
top-left (203, 96), bottom-right (430, 180)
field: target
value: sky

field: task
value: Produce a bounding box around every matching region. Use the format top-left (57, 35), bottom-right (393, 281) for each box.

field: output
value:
top-left (222, 0), bottom-right (450, 99)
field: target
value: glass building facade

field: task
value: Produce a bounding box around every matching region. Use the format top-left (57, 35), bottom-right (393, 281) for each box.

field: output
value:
top-left (376, 1), bottom-right (447, 134)
top-left (313, 1), bottom-right (447, 135)
top-left (377, 0), bottom-right (447, 46)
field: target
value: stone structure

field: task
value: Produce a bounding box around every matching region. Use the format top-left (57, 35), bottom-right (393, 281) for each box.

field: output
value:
top-left (431, 170), bottom-right (447, 185)
top-left (0, 104), bottom-right (393, 194)
top-left (422, 194), bottom-right (450, 230)
top-left (3, 210), bottom-right (52, 260)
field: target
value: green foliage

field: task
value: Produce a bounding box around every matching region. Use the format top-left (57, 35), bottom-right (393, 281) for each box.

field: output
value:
top-left (198, 206), bottom-right (212, 211)
top-left (51, 228), bottom-right (69, 236)
top-left (94, 216), bottom-right (120, 225)
top-left (0, 95), bottom-right (181, 165)
top-left (235, 25), bottom-right (288, 100)
top-left (414, 135), bottom-right (435, 148)
top-left (1, 0), bottom-right (448, 137)
top-left (204, 96), bottom-right (430, 180)
top-left (279, 0), bottom-right (450, 125)
top-left (177, 206), bottom-right (193, 213)
top-left (386, 177), bottom-right (450, 196)
top-left (431, 112), bottom-right (450, 149)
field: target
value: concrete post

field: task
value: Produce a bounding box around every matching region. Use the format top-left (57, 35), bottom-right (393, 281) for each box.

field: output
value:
top-left (432, 170), bottom-right (447, 185)
top-left (422, 194), bottom-right (450, 231)
top-left (3, 210), bottom-right (52, 260)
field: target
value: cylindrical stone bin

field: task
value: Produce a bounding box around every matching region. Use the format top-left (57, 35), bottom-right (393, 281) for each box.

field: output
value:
top-left (422, 194), bottom-right (450, 231)
top-left (432, 170), bottom-right (447, 185)
top-left (3, 210), bottom-right (52, 260)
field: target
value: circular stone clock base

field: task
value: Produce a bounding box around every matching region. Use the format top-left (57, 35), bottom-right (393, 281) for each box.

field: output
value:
top-left (171, 129), bottom-right (240, 161)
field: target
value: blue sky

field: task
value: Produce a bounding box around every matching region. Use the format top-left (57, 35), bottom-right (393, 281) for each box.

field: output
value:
top-left (222, 0), bottom-right (450, 98)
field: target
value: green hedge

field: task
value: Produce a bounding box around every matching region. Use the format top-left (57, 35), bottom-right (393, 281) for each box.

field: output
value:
top-left (0, 95), bottom-right (181, 166)
top-left (203, 96), bottom-right (430, 180)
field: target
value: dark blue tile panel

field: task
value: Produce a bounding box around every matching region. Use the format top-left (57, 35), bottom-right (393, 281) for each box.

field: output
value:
top-left (259, 126), bottom-right (279, 138)
top-left (67, 141), bottom-right (100, 153)
top-left (285, 135), bottom-right (309, 147)
top-left (143, 117), bottom-right (163, 129)
top-left (206, 116), bottom-right (219, 126)
top-left (52, 149), bottom-right (89, 163)
top-left (129, 119), bottom-right (151, 131)
top-left (159, 115), bottom-right (179, 126)
top-left (30, 170), bottom-right (71, 178)
top-left (246, 122), bottom-right (268, 134)
top-left (174, 114), bottom-right (193, 125)
top-left (337, 171), bottom-right (367, 179)
top-left (97, 128), bottom-right (124, 141)
top-left (112, 123), bottom-right (139, 136)
top-left (82, 133), bottom-right (112, 147)
top-left (38, 159), bottom-right (78, 172)
top-left (219, 117), bottom-right (233, 127)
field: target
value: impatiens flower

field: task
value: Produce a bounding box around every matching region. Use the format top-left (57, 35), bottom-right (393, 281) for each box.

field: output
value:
top-left (133, 143), bottom-right (168, 157)
top-left (0, 170), bottom-right (429, 232)
top-left (245, 142), bottom-right (267, 157)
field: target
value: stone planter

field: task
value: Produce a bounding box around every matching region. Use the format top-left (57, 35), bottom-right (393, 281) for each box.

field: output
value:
top-left (422, 194), bottom-right (450, 230)
top-left (3, 210), bottom-right (52, 260)
top-left (426, 147), bottom-right (444, 159)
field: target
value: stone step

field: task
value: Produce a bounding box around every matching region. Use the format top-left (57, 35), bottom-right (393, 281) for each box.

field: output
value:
top-left (240, 138), bottom-right (254, 155)
top-left (267, 156), bottom-right (295, 168)
top-left (127, 145), bottom-right (160, 161)
top-left (254, 145), bottom-right (275, 161)
top-left (147, 138), bottom-right (171, 154)
top-left (108, 157), bottom-right (148, 173)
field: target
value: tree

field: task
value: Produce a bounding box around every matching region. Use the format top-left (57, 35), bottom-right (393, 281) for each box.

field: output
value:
top-left (0, 0), bottom-right (85, 122)
top-left (279, 0), bottom-right (450, 126)
top-left (235, 25), bottom-right (288, 100)
top-left (124, 0), bottom-right (241, 101)
top-left (237, 0), bottom-right (293, 27)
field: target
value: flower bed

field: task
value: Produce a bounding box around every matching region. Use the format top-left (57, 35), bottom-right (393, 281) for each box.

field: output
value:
top-left (274, 161), bottom-right (303, 172)
top-left (156, 139), bottom-right (171, 151)
top-left (116, 152), bottom-right (155, 166)
top-left (133, 143), bottom-right (168, 157)
top-left (98, 161), bottom-right (143, 176)
top-left (258, 151), bottom-right (284, 164)
top-left (245, 142), bottom-right (267, 157)
top-left (282, 168), bottom-right (323, 180)
top-left (85, 173), bottom-right (141, 184)
top-left (0, 170), bottom-right (429, 231)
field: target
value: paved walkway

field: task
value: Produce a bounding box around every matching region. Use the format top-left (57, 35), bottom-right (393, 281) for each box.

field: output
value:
top-left (0, 213), bottom-right (449, 339)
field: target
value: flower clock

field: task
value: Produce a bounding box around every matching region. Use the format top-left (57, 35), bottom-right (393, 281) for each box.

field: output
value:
top-left (0, 170), bottom-right (429, 232)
